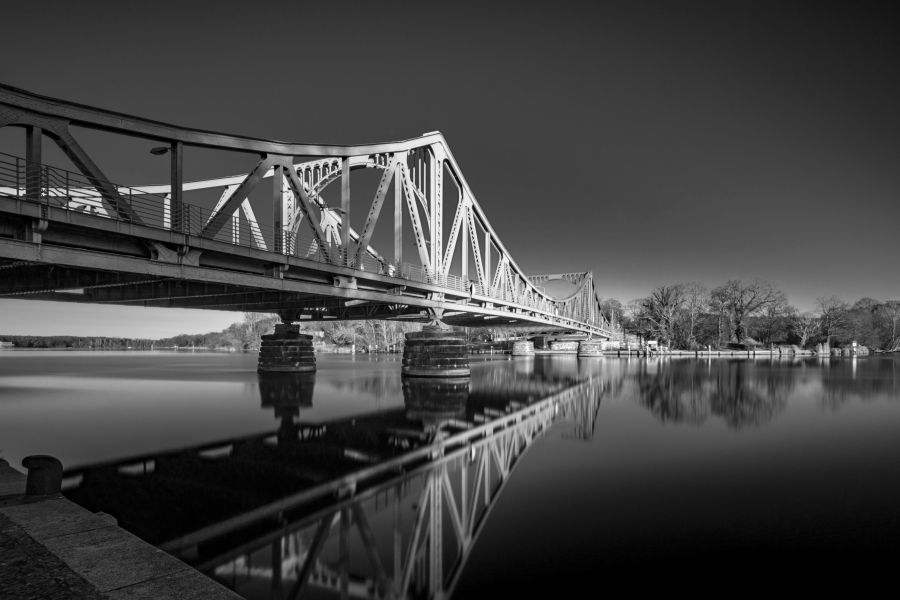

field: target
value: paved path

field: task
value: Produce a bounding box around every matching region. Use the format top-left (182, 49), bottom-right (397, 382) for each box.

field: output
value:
top-left (1, 511), bottom-right (104, 599)
top-left (0, 459), bottom-right (242, 600)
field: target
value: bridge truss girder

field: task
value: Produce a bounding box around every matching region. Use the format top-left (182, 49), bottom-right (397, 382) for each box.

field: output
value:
top-left (0, 83), bottom-right (618, 337)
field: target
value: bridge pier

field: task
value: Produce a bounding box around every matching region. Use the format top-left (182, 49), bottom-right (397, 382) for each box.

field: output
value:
top-left (577, 340), bottom-right (602, 357)
top-left (512, 340), bottom-right (535, 356)
top-left (402, 323), bottom-right (470, 378)
top-left (257, 323), bottom-right (316, 373)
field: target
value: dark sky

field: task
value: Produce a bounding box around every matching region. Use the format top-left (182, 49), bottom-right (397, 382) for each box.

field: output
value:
top-left (2, 0), bottom-right (899, 335)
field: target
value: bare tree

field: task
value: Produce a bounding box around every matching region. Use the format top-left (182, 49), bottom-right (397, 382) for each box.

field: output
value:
top-left (327, 323), bottom-right (357, 346)
top-left (789, 309), bottom-right (819, 348)
top-left (711, 280), bottom-right (786, 343)
top-left (877, 300), bottom-right (900, 351)
top-left (240, 312), bottom-right (278, 348)
top-left (754, 296), bottom-right (791, 345)
top-left (599, 298), bottom-right (625, 328)
top-left (816, 296), bottom-right (849, 346)
top-left (623, 298), bottom-right (651, 341)
top-left (681, 282), bottom-right (709, 348)
top-left (706, 290), bottom-right (730, 348)
top-left (639, 285), bottom-right (685, 347)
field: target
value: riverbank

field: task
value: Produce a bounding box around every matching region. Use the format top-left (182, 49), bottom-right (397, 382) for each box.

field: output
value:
top-left (0, 460), bottom-right (241, 600)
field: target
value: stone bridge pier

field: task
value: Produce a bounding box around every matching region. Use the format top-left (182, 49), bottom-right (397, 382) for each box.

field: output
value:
top-left (402, 310), bottom-right (470, 378)
top-left (257, 322), bottom-right (316, 373)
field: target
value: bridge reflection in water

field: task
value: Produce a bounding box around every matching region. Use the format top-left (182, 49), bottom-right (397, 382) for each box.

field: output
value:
top-left (62, 360), bottom-right (612, 599)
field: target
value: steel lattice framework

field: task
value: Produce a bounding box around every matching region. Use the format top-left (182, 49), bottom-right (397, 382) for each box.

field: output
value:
top-left (0, 84), bottom-right (617, 337)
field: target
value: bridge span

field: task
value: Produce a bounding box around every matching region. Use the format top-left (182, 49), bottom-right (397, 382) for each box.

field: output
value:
top-left (0, 84), bottom-right (618, 342)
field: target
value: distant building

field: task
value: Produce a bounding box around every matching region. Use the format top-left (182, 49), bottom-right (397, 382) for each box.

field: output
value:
top-left (0, 341), bottom-right (14, 349)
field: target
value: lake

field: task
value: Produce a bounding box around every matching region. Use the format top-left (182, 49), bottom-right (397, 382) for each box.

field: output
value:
top-left (1, 352), bottom-right (899, 596)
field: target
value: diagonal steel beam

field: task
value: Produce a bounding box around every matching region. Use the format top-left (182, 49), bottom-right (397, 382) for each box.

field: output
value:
top-left (48, 126), bottom-right (145, 225)
top-left (353, 155), bottom-right (395, 268)
top-left (399, 161), bottom-right (432, 277)
top-left (466, 207), bottom-right (486, 291)
top-left (202, 156), bottom-right (275, 238)
top-left (442, 194), bottom-right (465, 279)
top-left (283, 160), bottom-right (336, 264)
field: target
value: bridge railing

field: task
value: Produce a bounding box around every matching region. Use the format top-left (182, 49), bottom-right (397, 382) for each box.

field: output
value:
top-left (0, 152), bottom-right (612, 332)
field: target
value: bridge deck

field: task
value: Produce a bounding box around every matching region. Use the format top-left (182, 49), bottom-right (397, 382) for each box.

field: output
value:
top-left (0, 189), bottom-right (608, 334)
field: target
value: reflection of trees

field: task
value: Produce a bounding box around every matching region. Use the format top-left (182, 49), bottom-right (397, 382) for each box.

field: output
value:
top-left (819, 357), bottom-right (900, 411)
top-left (708, 361), bottom-right (789, 429)
top-left (636, 360), bottom-right (709, 426)
top-left (635, 359), bottom-right (792, 429)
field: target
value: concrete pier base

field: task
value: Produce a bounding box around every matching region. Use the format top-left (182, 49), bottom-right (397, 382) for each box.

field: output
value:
top-left (257, 323), bottom-right (316, 373)
top-left (402, 327), bottom-right (470, 378)
top-left (577, 340), bottom-right (602, 357)
top-left (550, 340), bottom-right (578, 353)
top-left (512, 340), bottom-right (535, 356)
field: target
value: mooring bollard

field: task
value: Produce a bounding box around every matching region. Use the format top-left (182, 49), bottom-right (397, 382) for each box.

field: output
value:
top-left (22, 455), bottom-right (63, 497)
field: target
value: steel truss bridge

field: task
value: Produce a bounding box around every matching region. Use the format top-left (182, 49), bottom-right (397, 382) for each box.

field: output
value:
top-left (0, 84), bottom-right (617, 336)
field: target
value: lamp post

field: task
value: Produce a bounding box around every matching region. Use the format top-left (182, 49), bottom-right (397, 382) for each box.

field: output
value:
top-left (150, 142), bottom-right (183, 232)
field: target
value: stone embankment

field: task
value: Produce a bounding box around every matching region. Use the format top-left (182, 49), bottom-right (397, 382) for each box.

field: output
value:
top-left (0, 458), bottom-right (241, 599)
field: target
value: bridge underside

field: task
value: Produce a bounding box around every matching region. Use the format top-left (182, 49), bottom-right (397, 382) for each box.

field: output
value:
top-left (0, 262), bottom-right (565, 331)
top-left (0, 204), bottom-right (594, 334)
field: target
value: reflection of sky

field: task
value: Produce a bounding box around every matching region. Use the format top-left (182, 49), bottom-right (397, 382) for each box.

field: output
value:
top-left (0, 353), bottom-right (408, 469)
top-left (456, 356), bottom-right (900, 595)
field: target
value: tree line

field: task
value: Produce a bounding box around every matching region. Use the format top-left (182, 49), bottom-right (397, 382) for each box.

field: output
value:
top-left (600, 279), bottom-right (900, 351)
top-left (4, 282), bottom-right (898, 352)
top-left (0, 314), bottom-right (424, 351)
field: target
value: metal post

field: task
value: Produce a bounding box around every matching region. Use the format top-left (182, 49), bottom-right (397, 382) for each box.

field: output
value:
top-left (273, 164), bottom-right (284, 254)
top-left (341, 157), bottom-right (350, 266)
top-left (25, 126), bottom-right (42, 203)
top-left (431, 153), bottom-right (442, 276)
top-left (170, 141), bottom-right (183, 232)
top-left (394, 167), bottom-right (402, 269)
top-left (461, 198), bottom-right (468, 282)
top-left (484, 231), bottom-right (491, 292)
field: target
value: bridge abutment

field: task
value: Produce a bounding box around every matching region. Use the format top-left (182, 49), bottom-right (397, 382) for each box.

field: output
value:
top-left (577, 340), bottom-right (602, 357)
top-left (512, 340), bottom-right (535, 356)
top-left (257, 323), bottom-right (316, 373)
top-left (402, 325), bottom-right (470, 378)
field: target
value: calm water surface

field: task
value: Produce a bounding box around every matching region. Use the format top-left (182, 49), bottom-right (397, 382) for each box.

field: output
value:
top-left (1, 352), bottom-right (899, 596)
